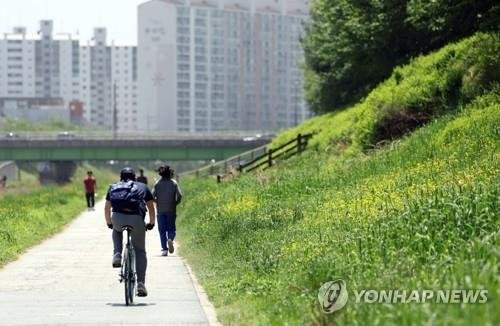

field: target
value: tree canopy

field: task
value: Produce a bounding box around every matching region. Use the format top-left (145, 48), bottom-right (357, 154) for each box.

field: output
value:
top-left (303, 0), bottom-right (499, 113)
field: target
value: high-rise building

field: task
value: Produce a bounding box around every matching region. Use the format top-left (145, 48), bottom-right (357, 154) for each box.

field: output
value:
top-left (111, 45), bottom-right (139, 132)
top-left (0, 21), bottom-right (80, 102)
top-left (34, 20), bottom-right (81, 102)
top-left (0, 27), bottom-right (35, 98)
top-left (1, 1), bottom-right (310, 134)
top-left (84, 28), bottom-right (113, 128)
top-left (0, 21), bottom-right (138, 131)
top-left (138, 0), bottom-right (310, 133)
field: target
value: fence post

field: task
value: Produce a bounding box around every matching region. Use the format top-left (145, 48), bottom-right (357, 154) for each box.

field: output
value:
top-left (297, 133), bottom-right (303, 154)
top-left (268, 148), bottom-right (274, 168)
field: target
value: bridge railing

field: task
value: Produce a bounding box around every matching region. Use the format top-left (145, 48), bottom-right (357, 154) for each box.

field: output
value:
top-left (1, 131), bottom-right (274, 141)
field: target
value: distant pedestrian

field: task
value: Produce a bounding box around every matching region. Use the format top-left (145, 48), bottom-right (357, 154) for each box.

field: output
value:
top-left (0, 175), bottom-right (7, 189)
top-left (83, 171), bottom-right (97, 211)
top-left (137, 169), bottom-right (148, 185)
top-left (152, 165), bottom-right (182, 256)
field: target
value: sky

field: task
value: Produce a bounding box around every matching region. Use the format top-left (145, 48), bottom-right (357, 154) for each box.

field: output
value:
top-left (0, 0), bottom-right (147, 45)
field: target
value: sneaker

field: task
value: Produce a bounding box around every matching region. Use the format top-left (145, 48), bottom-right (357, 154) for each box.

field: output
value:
top-left (161, 250), bottom-right (168, 256)
top-left (137, 282), bottom-right (148, 297)
top-left (112, 253), bottom-right (122, 268)
top-left (167, 239), bottom-right (174, 254)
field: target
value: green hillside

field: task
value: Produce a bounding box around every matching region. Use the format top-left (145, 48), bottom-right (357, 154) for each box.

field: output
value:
top-left (178, 32), bottom-right (499, 325)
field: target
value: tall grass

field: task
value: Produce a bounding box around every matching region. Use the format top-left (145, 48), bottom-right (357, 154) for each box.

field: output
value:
top-left (272, 32), bottom-right (499, 154)
top-left (0, 166), bottom-right (115, 267)
top-left (177, 33), bottom-right (500, 325)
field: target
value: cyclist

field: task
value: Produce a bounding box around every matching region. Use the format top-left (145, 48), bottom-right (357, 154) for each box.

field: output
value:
top-left (152, 165), bottom-right (182, 256)
top-left (104, 167), bottom-right (156, 297)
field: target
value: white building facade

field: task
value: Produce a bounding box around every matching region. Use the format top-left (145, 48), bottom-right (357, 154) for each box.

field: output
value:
top-left (111, 45), bottom-right (139, 131)
top-left (138, 0), bottom-right (310, 133)
top-left (2, 1), bottom-right (310, 134)
top-left (0, 21), bottom-right (138, 131)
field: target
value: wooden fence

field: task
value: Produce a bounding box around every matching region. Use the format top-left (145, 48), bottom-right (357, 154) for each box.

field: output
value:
top-left (180, 133), bottom-right (314, 183)
top-left (179, 144), bottom-right (268, 178)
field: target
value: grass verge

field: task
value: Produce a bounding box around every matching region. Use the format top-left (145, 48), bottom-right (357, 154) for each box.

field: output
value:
top-left (0, 165), bottom-right (115, 267)
top-left (177, 33), bottom-right (499, 325)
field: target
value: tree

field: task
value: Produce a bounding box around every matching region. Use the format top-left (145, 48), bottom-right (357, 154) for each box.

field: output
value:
top-left (303, 0), bottom-right (499, 114)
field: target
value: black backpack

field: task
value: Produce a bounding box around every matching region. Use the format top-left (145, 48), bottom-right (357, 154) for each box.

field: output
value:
top-left (108, 181), bottom-right (142, 213)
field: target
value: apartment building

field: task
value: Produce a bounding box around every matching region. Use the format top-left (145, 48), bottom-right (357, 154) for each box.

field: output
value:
top-left (0, 21), bottom-right (138, 131)
top-left (138, 0), bottom-right (310, 133)
top-left (79, 28), bottom-right (113, 128)
top-left (2, 0), bottom-right (309, 134)
top-left (111, 45), bottom-right (139, 131)
top-left (0, 27), bottom-right (35, 98)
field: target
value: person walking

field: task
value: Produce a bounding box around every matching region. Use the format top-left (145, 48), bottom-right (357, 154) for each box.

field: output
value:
top-left (83, 171), bottom-right (97, 211)
top-left (137, 169), bottom-right (148, 185)
top-left (152, 165), bottom-right (182, 256)
top-left (104, 167), bottom-right (156, 297)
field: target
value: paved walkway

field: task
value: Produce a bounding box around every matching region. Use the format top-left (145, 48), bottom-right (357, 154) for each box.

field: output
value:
top-left (0, 200), bottom-right (217, 325)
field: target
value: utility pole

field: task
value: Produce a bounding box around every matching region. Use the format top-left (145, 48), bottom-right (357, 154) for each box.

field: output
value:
top-left (294, 80), bottom-right (299, 126)
top-left (113, 82), bottom-right (117, 139)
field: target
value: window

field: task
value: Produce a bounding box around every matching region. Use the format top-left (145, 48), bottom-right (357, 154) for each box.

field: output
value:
top-left (178, 64), bottom-right (190, 71)
top-left (177, 82), bottom-right (190, 89)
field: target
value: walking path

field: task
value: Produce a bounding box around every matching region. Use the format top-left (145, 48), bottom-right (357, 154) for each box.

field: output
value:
top-left (0, 199), bottom-right (218, 325)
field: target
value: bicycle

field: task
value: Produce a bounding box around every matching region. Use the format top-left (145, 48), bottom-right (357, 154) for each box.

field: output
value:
top-left (119, 225), bottom-right (136, 306)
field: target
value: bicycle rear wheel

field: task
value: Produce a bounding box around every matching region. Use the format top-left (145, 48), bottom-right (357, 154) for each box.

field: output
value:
top-left (127, 248), bottom-right (135, 304)
top-left (123, 247), bottom-right (132, 306)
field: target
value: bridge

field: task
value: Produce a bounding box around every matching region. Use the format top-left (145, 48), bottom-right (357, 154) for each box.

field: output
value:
top-left (0, 135), bottom-right (270, 161)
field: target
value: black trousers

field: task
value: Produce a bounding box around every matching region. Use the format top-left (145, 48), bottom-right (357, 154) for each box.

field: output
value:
top-left (85, 192), bottom-right (95, 208)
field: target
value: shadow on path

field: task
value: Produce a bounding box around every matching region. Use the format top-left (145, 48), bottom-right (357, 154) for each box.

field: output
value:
top-left (106, 302), bottom-right (157, 307)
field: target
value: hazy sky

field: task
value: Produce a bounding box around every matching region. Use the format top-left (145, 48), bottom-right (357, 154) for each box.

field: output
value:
top-left (0, 0), bottom-right (147, 45)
